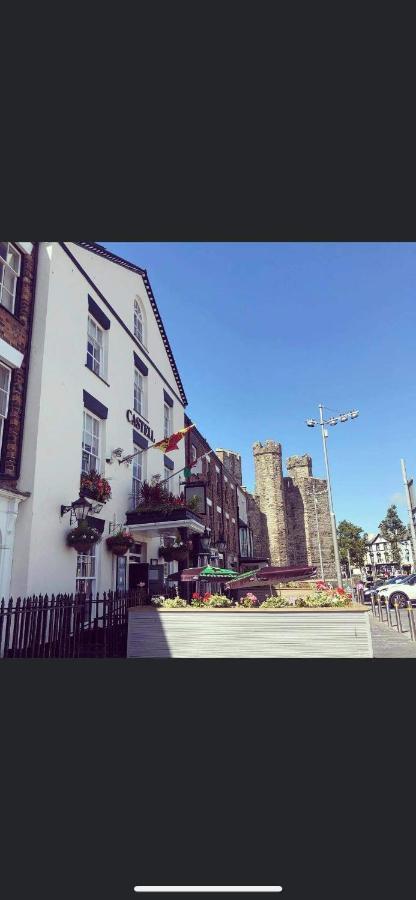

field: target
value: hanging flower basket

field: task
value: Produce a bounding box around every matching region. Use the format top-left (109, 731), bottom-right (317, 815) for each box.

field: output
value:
top-left (67, 524), bottom-right (102, 553)
top-left (158, 544), bottom-right (189, 562)
top-left (80, 472), bottom-right (112, 504)
top-left (106, 532), bottom-right (135, 556)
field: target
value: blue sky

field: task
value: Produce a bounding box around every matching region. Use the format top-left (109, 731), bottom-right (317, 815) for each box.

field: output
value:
top-left (102, 242), bottom-right (416, 535)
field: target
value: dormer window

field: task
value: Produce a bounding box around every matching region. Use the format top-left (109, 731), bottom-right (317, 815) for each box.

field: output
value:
top-left (0, 242), bottom-right (21, 313)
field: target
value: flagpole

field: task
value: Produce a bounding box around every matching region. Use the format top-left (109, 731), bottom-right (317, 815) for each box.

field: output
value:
top-left (118, 424), bottom-right (196, 466)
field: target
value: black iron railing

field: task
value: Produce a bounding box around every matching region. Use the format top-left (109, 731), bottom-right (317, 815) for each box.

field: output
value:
top-left (0, 589), bottom-right (146, 659)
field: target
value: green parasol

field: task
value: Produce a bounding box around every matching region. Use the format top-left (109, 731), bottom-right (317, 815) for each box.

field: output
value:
top-left (199, 565), bottom-right (238, 578)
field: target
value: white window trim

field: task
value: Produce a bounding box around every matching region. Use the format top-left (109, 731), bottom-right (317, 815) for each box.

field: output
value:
top-left (82, 409), bottom-right (102, 474)
top-left (164, 402), bottom-right (172, 438)
top-left (0, 338), bottom-right (23, 369)
top-left (87, 315), bottom-right (106, 379)
top-left (134, 368), bottom-right (145, 417)
top-left (134, 296), bottom-right (146, 348)
top-left (0, 362), bottom-right (12, 455)
top-left (0, 242), bottom-right (21, 314)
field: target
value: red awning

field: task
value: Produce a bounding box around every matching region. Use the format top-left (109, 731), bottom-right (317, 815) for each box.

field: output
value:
top-left (227, 564), bottom-right (317, 590)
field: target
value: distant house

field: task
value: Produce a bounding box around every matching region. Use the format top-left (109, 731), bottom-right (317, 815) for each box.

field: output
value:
top-left (364, 532), bottom-right (413, 575)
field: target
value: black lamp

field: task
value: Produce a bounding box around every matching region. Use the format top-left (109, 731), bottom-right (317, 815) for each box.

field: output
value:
top-left (200, 528), bottom-right (211, 551)
top-left (61, 496), bottom-right (93, 524)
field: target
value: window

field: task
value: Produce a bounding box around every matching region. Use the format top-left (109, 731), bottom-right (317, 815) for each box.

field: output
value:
top-left (0, 242), bottom-right (21, 313)
top-left (134, 369), bottom-right (144, 415)
top-left (82, 411), bottom-right (101, 474)
top-left (0, 363), bottom-right (11, 453)
top-left (191, 444), bottom-right (197, 463)
top-left (164, 402), bottom-right (171, 438)
top-left (87, 316), bottom-right (104, 377)
top-left (134, 298), bottom-right (144, 344)
top-left (132, 447), bottom-right (144, 507)
top-left (76, 546), bottom-right (97, 596)
top-left (164, 466), bottom-right (171, 484)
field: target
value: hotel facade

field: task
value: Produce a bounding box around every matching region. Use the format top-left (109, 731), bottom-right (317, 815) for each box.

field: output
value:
top-left (11, 242), bottom-right (203, 598)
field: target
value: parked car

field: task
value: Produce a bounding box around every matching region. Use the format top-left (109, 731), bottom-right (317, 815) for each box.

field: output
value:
top-left (363, 576), bottom-right (408, 603)
top-left (377, 574), bottom-right (416, 608)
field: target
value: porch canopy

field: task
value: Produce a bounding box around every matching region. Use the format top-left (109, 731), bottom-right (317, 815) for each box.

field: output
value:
top-left (180, 565), bottom-right (238, 582)
top-left (226, 564), bottom-right (317, 590)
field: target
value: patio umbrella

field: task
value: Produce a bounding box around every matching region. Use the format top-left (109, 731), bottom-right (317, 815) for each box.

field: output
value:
top-left (180, 565), bottom-right (238, 582)
top-left (225, 564), bottom-right (317, 592)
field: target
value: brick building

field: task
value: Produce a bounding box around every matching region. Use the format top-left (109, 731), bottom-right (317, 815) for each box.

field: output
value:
top-left (183, 420), bottom-right (269, 572)
top-left (0, 241), bottom-right (37, 598)
top-left (183, 418), bottom-right (240, 570)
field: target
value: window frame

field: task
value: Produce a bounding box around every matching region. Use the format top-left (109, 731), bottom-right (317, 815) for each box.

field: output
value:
top-left (0, 242), bottom-right (21, 314)
top-left (87, 315), bottom-right (106, 379)
top-left (0, 362), bottom-right (12, 456)
top-left (132, 445), bottom-right (145, 508)
top-left (76, 544), bottom-right (97, 597)
top-left (81, 409), bottom-right (101, 474)
top-left (134, 368), bottom-right (144, 416)
top-left (163, 402), bottom-right (172, 438)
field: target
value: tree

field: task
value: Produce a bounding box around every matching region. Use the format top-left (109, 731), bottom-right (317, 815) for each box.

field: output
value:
top-left (337, 520), bottom-right (368, 568)
top-left (378, 505), bottom-right (408, 565)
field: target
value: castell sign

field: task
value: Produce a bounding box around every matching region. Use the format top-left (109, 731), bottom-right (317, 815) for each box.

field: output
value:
top-left (126, 409), bottom-right (155, 443)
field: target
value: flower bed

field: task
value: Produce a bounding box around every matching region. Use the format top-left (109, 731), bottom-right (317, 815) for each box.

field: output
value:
top-left (127, 601), bottom-right (373, 658)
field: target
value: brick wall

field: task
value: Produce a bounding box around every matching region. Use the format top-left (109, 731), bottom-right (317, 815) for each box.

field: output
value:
top-left (0, 245), bottom-right (37, 488)
top-left (184, 417), bottom-right (240, 567)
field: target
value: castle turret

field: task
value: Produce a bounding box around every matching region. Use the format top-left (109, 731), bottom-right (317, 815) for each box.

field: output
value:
top-left (253, 440), bottom-right (289, 566)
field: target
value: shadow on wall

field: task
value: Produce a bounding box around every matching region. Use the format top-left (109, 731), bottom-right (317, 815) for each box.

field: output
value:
top-left (285, 480), bottom-right (308, 567)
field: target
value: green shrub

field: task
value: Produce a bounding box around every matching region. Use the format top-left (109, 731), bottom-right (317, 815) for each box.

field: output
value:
top-left (260, 596), bottom-right (290, 608)
top-left (295, 592), bottom-right (350, 608)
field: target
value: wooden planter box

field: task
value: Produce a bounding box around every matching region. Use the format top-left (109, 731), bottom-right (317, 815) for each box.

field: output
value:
top-left (127, 605), bottom-right (373, 658)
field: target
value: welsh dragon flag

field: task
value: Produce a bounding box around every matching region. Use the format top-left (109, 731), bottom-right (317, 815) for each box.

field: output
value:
top-left (152, 424), bottom-right (195, 453)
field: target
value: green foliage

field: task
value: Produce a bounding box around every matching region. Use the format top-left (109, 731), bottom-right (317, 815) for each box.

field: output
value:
top-left (379, 504), bottom-right (408, 565)
top-left (260, 596), bottom-right (290, 608)
top-left (152, 597), bottom-right (187, 608)
top-left (337, 520), bottom-right (367, 566)
top-left (296, 592), bottom-right (350, 608)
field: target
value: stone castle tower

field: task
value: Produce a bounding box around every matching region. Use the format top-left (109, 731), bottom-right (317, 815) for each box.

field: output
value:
top-left (253, 441), bottom-right (290, 566)
top-left (249, 441), bottom-right (335, 579)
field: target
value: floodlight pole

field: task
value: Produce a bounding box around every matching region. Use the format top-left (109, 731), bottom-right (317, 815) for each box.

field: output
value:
top-left (318, 403), bottom-right (343, 587)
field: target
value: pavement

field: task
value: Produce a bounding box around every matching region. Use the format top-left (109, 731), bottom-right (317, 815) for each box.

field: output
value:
top-left (369, 609), bottom-right (416, 658)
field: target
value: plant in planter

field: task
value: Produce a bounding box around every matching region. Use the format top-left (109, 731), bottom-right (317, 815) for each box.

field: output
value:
top-left (80, 471), bottom-right (112, 504)
top-left (67, 521), bottom-right (102, 553)
top-left (158, 537), bottom-right (189, 561)
top-left (133, 477), bottom-right (201, 517)
top-left (106, 527), bottom-right (135, 556)
top-left (238, 592), bottom-right (259, 608)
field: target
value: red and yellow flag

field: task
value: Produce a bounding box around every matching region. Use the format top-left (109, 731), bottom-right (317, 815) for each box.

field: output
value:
top-left (152, 424), bottom-right (195, 453)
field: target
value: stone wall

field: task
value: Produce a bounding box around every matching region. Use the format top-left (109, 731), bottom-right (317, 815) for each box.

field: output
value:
top-left (249, 442), bottom-right (336, 580)
top-left (253, 440), bottom-right (289, 566)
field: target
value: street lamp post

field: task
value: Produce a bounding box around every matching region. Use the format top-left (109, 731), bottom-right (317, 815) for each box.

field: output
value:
top-left (306, 404), bottom-right (359, 588)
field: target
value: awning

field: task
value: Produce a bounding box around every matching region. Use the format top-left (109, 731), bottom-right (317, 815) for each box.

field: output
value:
top-left (226, 564), bottom-right (317, 590)
top-left (180, 565), bottom-right (238, 582)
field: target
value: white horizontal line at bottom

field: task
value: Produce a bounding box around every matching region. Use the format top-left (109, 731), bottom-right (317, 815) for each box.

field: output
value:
top-left (134, 889), bottom-right (283, 894)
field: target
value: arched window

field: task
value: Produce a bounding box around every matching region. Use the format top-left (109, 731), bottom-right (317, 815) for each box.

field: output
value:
top-left (134, 297), bottom-right (145, 345)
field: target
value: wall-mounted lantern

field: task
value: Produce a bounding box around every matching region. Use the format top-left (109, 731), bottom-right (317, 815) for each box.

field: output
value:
top-left (61, 496), bottom-right (94, 526)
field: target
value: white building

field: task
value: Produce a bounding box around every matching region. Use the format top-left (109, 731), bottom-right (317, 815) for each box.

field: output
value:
top-left (364, 532), bottom-right (413, 574)
top-left (11, 242), bottom-right (203, 598)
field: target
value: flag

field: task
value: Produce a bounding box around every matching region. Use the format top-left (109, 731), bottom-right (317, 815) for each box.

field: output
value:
top-left (183, 458), bottom-right (199, 479)
top-left (152, 424), bottom-right (195, 454)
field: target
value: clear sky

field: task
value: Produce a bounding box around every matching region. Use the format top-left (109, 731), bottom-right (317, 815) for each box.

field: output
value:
top-left (102, 242), bottom-right (416, 535)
